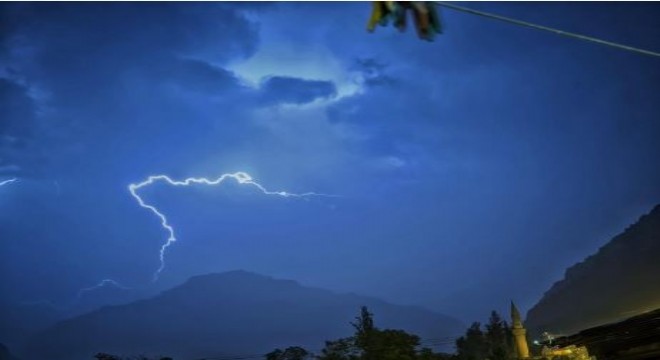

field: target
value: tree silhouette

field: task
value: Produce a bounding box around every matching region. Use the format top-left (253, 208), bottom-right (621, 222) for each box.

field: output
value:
top-left (271, 306), bottom-right (453, 360)
top-left (455, 310), bottom-right (517, 360)
top-left (455, 322), bottom-right (487, 360)
top-left (416, 348), bottom-right (454, 360)
top-left (319, 306), bottom-right (425, 360)
top-left (351, 306), bottom-right (375, 337)
top-left (93, 354), bottom-right (172, 360)
top-left (351, 306), bottom-right (376, 359)
top-left (485, 311), bottom-right (514, 360)
top-left (266, 346), bottom-right (310, 360)
top-left (366, 328), bottom-right (420, 360)
top-left (318, 337), bottom-right (360, 360)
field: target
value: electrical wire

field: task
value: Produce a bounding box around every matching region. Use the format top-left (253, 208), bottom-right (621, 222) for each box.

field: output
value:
top-left (435, 1), bottom-right (660, 58)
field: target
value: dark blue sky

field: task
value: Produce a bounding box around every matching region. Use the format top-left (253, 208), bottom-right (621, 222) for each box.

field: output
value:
top-left (1, 2), bottom-right (659, 322)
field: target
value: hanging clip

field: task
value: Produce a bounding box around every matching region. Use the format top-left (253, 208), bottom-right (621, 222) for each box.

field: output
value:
top-left (367, 1), bottom-right (443, 42)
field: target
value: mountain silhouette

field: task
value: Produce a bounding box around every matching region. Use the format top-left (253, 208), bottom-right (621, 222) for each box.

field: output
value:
top-left (526, 204), bottom-right (660, 336)
top-left (25, 270), bottom-right (462, 360)
top-left (0, 300), bottom-right (63, 355)
top-left (0, 342), bottom-right (19, 360)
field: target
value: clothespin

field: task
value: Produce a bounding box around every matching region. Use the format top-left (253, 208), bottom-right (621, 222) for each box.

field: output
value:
top-left (428, 2), bottom-right (443, 35)
top-left (367, 1), bottom-right (397, 32)
top-left (367, 1), bottom-right (443, 42)
top-left (367, 1), bottom-right (386, 32)
top-left (392, 2), bottom-right (408, 32)
top-left (411, 2), bottom-right (442, 41)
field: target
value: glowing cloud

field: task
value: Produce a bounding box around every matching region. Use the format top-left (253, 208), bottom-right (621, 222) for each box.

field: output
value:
top-left (129, 171), bottom-right (335, 281)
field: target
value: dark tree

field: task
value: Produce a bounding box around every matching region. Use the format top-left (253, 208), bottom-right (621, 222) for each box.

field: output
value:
top-left (417, 348), bottom-right (455, 360)
top-left (351, 306), bottom-right (375, 336)
top-left (351, 305), bottom-right (376, 350)
top-left (94, 354), bottom-right (119, 360)
top-left (367, 328), bottom-right (420, 360)
top-left (317, 337), bottom-right (360, 360)
top-left (265, 346), bottom-right (310, 360)
top-left (350, 306), bottom-right (421, 360)
top-left (94, 355), bottom-right (173, 360)
top-left (315, 306), bottom-right (456, 360)
top-left (350, 306), bottom-right (377, 359)
top-left (455, 322), bottom-right (488, 360)
top-left (485, 311), bottom-right (514, 360)
top-left (266, 349), bottom-right (284, 360)
top-left (93, 355), bottom-right (172, 360)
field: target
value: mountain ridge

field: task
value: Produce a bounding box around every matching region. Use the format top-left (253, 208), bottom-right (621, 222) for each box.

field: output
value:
top-left (24, 270), bottom-right (463, 360)
top-left (526, 204), bottom-right (660, 336)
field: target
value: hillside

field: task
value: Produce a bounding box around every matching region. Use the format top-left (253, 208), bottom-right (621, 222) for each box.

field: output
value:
top-left (0, 301), bottom-right (62, 354)
top-left (526, 205), bottom-right (660, 336)
top-left (0, 343), bottom-right (19, 360)
top-left (0, 284), bottom-right (145, 352)
top-left (25, 270), bottom-right (462, 360)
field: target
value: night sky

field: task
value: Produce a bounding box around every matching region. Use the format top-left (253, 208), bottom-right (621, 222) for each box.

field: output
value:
top-left (1, 2), bottom-right (659, 323)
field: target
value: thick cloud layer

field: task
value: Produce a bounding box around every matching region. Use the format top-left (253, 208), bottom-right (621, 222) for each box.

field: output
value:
top-left (1, 2), bottom-right (659, 324)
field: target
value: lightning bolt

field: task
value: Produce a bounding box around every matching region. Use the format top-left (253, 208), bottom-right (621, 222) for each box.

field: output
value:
top-left (129, 171), bottom-right (335, 281)
top-left (18, 299), bottom-right (66, 312)
top-left (19, 280), bottom-right (130, 311)
top-left (76, 279), bottom-right (130, 301)
top-left (0, 178), bottom-right (18, 187)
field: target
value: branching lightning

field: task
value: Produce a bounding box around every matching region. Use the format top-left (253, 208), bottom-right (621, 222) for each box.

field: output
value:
top-left (76, 279), bottom-right (130, 301)
top-left (19, 280), bottom-right (129, 310)
top-left (0, 178), bottom-right (18, 187)
top-left (129, 171), bottom-right (335, 281)
top-left (2, 177), bottom-right (128, 308)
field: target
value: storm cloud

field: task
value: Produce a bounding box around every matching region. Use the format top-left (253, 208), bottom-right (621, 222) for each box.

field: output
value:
top-left (0, 2), bottom-right (659, 324)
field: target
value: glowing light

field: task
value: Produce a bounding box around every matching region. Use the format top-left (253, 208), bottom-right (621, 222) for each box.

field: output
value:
top-left (129, 171), bottom-right (335, 281)
top-left (0, 178), bottom-right (18, 187)
top-left (76, 279), bottom-right (130, 300)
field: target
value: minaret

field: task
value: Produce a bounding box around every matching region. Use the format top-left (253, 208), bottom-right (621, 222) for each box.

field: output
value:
top-left (511, 301), bottom-right (530, 359)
